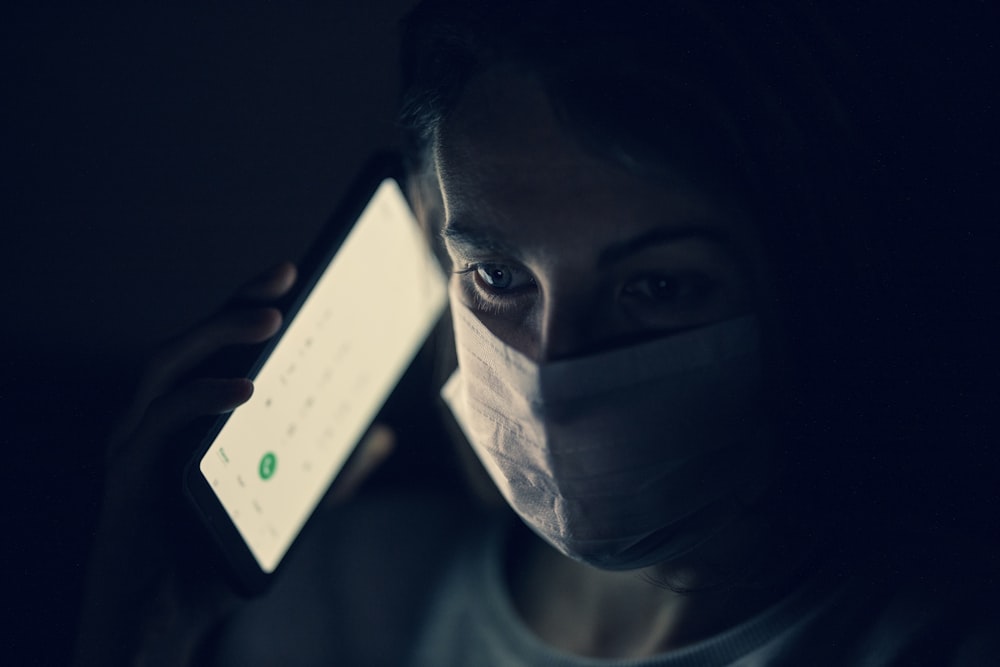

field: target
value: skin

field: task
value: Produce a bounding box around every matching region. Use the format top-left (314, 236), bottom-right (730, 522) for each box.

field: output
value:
top-left (435, 65), bottom-right (798, 657)
top-left (436, 66), bottom-right (770, 362)
top-left (77, 62), bottom-right (804, 663)
top-left (73, 263), bottom-right (396, 666)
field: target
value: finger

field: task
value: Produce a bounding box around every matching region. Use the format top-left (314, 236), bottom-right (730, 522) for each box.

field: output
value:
top-left (118, 263), bottom-right (295, 440)
top-left (158, 262), bottom-right (295, 383)
top-left (110, 378), bottom-right (254, 465)
top-left (234, 261), bottom-right (297, 303)
top-left (327, 424), bottom-right (396, 505)
top-left (132, 307), bottom-right (281, 409)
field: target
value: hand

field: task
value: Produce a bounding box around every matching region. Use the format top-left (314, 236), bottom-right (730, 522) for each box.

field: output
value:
top-left (74, 263), bottom-right (395, 666)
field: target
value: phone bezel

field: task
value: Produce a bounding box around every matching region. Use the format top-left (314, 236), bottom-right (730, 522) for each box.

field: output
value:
top-left (182, 153), bottom-right (435, 596)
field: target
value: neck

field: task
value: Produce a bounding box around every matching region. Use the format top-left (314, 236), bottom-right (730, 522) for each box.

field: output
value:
top-left (507, 514), bottom-right (815, 659)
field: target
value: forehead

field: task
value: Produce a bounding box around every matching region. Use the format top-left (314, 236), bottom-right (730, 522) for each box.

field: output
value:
top-left (434, 67), bottom-right (749, 249)
top-left (437, 66), bottom-right (587, 180)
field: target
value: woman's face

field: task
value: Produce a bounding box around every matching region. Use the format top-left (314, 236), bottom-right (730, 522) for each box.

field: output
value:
top-left (436, 67), bottom-right (770, 361)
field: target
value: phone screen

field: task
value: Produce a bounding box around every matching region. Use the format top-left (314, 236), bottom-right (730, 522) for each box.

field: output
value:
top-left (197, 178), bottom-right (447, 573)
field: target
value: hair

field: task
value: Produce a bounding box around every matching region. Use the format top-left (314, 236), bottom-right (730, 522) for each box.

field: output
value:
top-left (398, 0), bottom-right (995, 567)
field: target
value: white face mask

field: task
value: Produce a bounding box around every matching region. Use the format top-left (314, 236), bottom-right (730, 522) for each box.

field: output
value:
top-left (443, 297), bottom-right (773, 570)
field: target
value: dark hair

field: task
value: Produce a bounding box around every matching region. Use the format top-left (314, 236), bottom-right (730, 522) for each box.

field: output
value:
top-left (398, 0), bottom-right (995, 562)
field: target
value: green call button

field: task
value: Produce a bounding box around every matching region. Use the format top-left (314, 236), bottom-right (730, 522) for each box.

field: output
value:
top-left (258, 452), bottom-right (277, 480)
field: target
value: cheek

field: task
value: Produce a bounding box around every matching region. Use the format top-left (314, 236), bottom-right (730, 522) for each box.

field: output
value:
top-left (475, 308), bottom-right (542, 360)
top-left (449, 278), bottom-right (541, 359)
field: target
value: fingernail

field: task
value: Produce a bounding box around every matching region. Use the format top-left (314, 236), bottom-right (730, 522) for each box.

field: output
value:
top-left (264, 261), bottom-right (296, 285)
top-left (216, 378), bottom-right (254, 412)
top-left (234, 307), bottom-right (281, 327)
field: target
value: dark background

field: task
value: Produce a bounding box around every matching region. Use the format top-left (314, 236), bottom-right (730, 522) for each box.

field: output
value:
top-left (2, 2), bottom-right (998, 665)
top-left (2, 2), bottom-right (419, 664)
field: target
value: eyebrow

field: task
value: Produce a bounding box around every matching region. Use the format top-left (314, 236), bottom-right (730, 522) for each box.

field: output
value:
top-left (442, 219), bottom-right (738, 266)
top-left (596, 224), bottom-right (737, 268)
top-left (441, 221), bottom-right (521, 258)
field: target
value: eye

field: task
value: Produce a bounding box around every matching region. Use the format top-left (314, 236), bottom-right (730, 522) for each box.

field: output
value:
top-left (621, 273), bottom-right (716, 307)
top-left (473, 263), bottom-right (534, 292)
top-left (454, 262), bottom-right (537, 318)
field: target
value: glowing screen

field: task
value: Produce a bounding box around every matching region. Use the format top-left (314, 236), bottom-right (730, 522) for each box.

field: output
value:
top-left (200, 179), bottom-right (447, 572)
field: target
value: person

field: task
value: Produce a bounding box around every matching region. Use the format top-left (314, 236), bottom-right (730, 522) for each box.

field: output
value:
top-left (74, 1), bottom-right (998, 665)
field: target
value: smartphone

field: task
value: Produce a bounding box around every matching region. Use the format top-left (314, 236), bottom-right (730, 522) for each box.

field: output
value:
top-left (183, 154), bottom-right (448, 595)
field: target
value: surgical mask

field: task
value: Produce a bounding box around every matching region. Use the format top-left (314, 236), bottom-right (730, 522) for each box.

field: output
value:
top-left (442, 299), bottom-right (772, 570)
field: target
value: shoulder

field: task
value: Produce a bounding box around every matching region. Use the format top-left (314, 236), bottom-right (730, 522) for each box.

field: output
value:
top-left (822, 560), bottom-right (1000, 666)
top-left (206, 490), bottom-right (483, 667)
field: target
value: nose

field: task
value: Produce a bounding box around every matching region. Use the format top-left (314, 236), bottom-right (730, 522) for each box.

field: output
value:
top-left (535, 291), bottom-right (601, 363)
